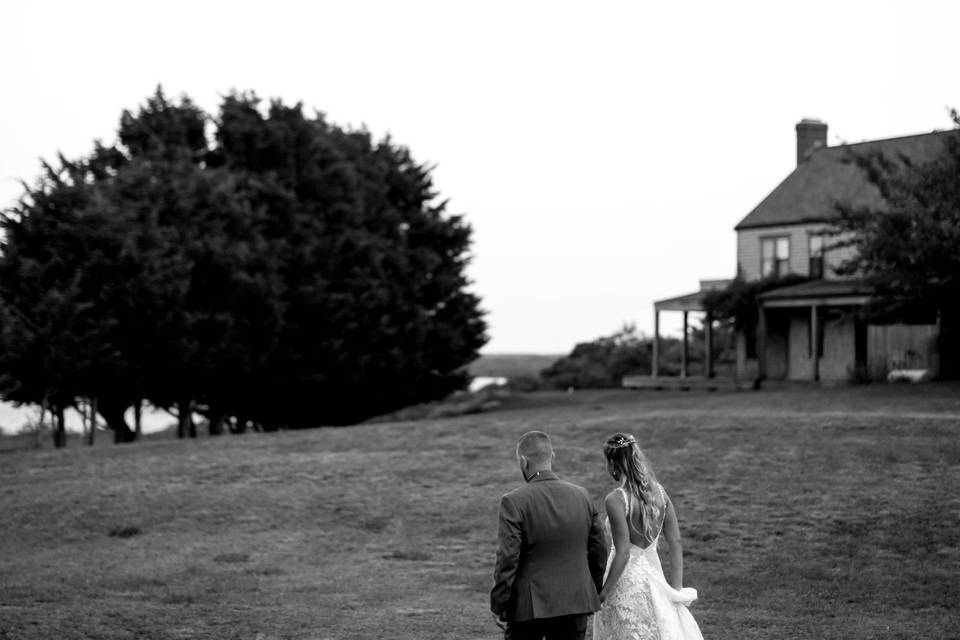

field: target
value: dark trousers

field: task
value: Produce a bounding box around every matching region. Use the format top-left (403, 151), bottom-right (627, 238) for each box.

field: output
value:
top-left (507, 614), bottom-right (589, 640)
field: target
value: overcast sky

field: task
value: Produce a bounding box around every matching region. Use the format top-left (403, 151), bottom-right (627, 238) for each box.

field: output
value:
top-left (2, 0), bottom-right (957, 355)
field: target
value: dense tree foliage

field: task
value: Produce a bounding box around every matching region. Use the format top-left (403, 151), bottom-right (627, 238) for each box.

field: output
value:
top-left (0, 87), bottom-right (487, 442)
top-left (833, 116), bottom-right (960, 377)
top-left (702, 274), bottom-right (809, 342)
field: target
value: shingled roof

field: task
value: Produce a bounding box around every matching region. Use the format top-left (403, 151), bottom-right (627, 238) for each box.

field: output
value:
top-left (735, 129), bottom-right (954, 231)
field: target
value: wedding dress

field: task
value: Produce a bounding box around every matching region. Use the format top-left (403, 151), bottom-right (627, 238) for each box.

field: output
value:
top-left (593, 486), bottom-right (704, 640)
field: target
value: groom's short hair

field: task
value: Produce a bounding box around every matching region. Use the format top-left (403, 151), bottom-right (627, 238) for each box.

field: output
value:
top-left (517, 430), bottom-right (553, 466)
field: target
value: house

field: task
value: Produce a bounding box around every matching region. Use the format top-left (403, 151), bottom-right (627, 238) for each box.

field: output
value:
top-left (643, 119), bottom-right (952, 387)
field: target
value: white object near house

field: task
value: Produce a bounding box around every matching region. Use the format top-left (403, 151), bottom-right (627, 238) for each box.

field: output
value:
top-left (469, 376), bottom-right (507, 393)
top-left (887, 369), bottom-right (930, 383)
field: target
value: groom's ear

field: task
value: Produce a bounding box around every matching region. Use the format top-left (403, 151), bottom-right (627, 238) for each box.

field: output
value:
top-left (518, 455), bottom-right (530, 476)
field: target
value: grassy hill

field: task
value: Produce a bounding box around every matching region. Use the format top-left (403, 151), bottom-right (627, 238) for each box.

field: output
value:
top-left (1, 385), bottom-right (959, 639)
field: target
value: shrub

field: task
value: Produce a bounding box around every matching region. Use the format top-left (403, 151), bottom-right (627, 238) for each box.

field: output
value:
top-left (541, 325), bottom-right (651, 390)
top-left (506, 375), bottom-right (542, 392)
top-left (847, 362), bottom-right (890, 385)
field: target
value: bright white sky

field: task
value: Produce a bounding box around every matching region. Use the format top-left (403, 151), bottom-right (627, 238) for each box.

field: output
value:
top-left (2, 0), bottom-right (958, 356)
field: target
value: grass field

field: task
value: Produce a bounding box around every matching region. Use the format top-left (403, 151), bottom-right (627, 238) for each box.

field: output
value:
top-left (1, 385), bottom-right (959, 639)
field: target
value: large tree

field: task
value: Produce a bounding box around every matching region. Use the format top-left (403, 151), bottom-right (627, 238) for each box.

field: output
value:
top-left (0, 87), bottom-right (487, 440)
top-left (834, 115), bottom-right (960, 377)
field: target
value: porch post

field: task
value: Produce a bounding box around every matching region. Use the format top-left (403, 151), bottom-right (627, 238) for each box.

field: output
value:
top-left (681, 310), bottom-right (689, 378)
top-left (811, 304), bottom-right (820, 382)
top-left (705, 311), bottom-right (714, 379)
top-left (652, 308), bottom-right (660, 378)
top-left (756, 303), bottom-right (767, 382)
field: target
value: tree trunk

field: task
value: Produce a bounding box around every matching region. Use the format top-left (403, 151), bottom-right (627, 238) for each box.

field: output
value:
top-left (208, 411), bottom-right (226, 436)
top-left (53, 405), bottom-right (66, 448)
top-left (178, 400), bottom-right (195, 439)
top-left (80, 399), bottom-right (89, 442)
top-left (940, 308), bottom-right (960, 380)
top-left (37, 396), bottom-right (48, 449)
top-left (99, 395), bottom-right (136, 443)
top-left (134, 400), bottom-right (143, 439)
top-left (230, 417), bottom-right (246, 434)
top-left (88, 397), bottom-right (98, 446)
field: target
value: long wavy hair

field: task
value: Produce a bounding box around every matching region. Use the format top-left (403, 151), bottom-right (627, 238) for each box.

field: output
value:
top-left (603, 432), bottom-right (662, 542)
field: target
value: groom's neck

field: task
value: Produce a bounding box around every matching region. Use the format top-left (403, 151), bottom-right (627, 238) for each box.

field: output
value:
top-left (524, 466), bottom-right (552, 482)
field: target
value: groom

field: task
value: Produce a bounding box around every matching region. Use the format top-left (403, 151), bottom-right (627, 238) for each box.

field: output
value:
top-left (491, 431), bottom-right (608, 640)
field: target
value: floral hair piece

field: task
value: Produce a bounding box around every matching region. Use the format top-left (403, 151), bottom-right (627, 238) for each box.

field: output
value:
top-left (609, 434), bottom-right (636, 449)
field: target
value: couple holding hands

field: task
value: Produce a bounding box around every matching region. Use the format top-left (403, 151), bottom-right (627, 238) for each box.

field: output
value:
top-left (491, 431), bottom-right (704, 640)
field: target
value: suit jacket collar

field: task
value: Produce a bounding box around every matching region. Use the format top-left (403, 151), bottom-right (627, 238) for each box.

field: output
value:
top-left (526, 469), bottom-right (559, 483)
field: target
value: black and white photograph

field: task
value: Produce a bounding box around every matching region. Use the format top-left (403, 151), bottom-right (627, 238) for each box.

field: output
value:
top-left (1, 1), bottom-right (958, 638)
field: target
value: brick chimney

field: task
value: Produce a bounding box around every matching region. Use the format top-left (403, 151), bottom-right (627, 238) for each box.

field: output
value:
top-left (796, 118), bottom-right (827, 165)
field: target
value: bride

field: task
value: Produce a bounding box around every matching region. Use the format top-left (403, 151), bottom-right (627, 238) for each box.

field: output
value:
top-left (594, 433), bottom-right (704, 640)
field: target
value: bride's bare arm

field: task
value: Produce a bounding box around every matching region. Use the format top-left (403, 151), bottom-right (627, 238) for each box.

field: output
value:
top-left (661, 493), bottom-right (683, 589)
top-left (599, 491), bottom-right (630, 603)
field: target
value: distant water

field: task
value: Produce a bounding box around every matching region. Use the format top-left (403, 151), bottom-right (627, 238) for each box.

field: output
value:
top-left (0, 376), bottom-right (507, 435)
top-left (469, 376), bottom-right (508, 392)
top-left (0, 401), bottom-right (173, 436)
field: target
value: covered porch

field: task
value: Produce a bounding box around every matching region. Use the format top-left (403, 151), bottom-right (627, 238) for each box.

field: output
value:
top-left (754, 279), bottom-right (872, 383)
top-left (623, 279), bottom-right (732, 389)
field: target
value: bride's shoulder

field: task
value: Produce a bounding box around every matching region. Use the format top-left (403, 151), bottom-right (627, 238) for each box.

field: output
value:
top-left (656, 482), bottom-right (672, 506)
top-left (604, 485), bottom-right (627, 498)
top-left (603, 487), bottom-right (628, 510)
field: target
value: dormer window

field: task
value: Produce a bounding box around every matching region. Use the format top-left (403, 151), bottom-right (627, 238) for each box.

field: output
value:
top-left (809, 233), bottom-right (825, 279)
top-left (761, 236), bottom-right (789, 278)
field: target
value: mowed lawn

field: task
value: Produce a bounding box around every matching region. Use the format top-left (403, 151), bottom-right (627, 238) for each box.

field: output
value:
top-left (1, 385), bottom-right (959, 640)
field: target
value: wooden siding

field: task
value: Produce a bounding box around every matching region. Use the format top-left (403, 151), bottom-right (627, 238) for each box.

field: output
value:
top-left (763, 310), bottom-right (857, 381)
top-left (786, 314), bottom-right (812, 380)
top-left (737, 224), bottom-right (857, 282)
top-left (747, 317), bottom-right (939, 383)
top-left (766, 321), bottom-right (789, 379)
top-left (867, 324), bottom-right (939, 374)
top-left (820, 316), bottom-right (858, 380)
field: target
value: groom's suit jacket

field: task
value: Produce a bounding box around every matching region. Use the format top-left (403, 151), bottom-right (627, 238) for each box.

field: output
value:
top-left (491, 470), bottom-right (608, 622)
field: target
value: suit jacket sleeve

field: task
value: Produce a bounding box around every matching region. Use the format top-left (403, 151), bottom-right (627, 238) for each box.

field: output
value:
top-left (587, 499), bottom-right (608, 592)
top-left (490, 494), bottom-right (523, 616)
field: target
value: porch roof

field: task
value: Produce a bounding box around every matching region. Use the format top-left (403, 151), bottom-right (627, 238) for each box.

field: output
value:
top-left (759, 278), bottom-right (871, 308)
top-left (654, 290), bottom-right (706, 312)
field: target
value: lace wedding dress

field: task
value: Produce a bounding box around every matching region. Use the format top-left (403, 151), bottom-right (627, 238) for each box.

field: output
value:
top-left (593, 487), bottom-right (704, 640)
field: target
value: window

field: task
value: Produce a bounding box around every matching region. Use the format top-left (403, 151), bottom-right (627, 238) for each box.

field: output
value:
top-left (761, 236), bottom-right (789, 278)
top-left (808, 234), bottom-right (825, 279)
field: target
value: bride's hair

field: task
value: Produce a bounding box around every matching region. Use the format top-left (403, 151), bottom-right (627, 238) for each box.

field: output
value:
top-left (603, 432), bottom-right (661, 542)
